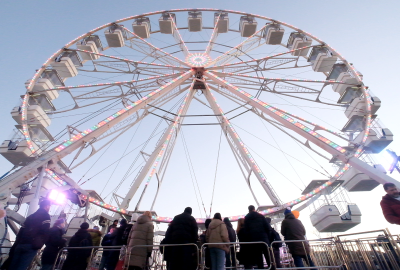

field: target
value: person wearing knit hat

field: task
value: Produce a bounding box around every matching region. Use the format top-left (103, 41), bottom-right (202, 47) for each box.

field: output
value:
top-left (63, 221), bottom-right (92, 270)
top-left (41, 219), bottom-right (67, 270)
top-left (284, 207), bottom-right (292, 216)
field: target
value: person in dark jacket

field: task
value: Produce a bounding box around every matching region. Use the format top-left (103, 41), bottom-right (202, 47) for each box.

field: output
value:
top-left (266, 217), bottom-right (281, 270)
top-left (165, 207), bottom-right (198, 270)
top-left (223, 217), bottom-right (237, 269)
top-left (62, 222), bottom-right (93, 270)
top-left (41, 218), bottom-right (67, 270)
top-left (9, 199), bottom-right (51, 270)
top-left (107, 220), bottom-right (119, 233)
top-left (380, 183), bottom-right (400, 225)
top-left (107, 219), bottom-right (128, 270)
top-left (199, 219), bottom-right (212, 269)
top-left (99, 228), bottom-right (116, 270)
top-left (236, 218), bottom-right (251, 268)
top-left (245, 205), bottom-right (272, 269)
top-left (281, 209), bottom-right (315, 269)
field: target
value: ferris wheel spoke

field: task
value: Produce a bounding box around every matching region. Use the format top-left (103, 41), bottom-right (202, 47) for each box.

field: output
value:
top-left (209, 44), bottom-right (315, 70)
top-left (204, 13), bottom-right (221, 55)
top-left (123, 27), bottom-right (190, 67)
top-left (0, 72), bottom-right (193, 195)
top-left (118, 80), bottom-right (196, 211)
top-left (170, 14), bottom-right (191, 57)
top-left (206, 25), bottom-right (267, 67)
top-left (202, 82), bottom-right (282, 206)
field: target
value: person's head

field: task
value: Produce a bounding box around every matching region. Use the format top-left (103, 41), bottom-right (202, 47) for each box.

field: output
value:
top-left (205, 219), bottom-right (212, 230)
top-left (284, 207), bottom-right (292, 216)
top-left (120, 219), bottom-right (127, 226)
top-left (113, 219), bottom-right (118, 225)
top-left (80, 222), bottom-right (89, 230)
top-left (143, 211), bottom-right (152, 219)
top-left (39, 199), bottom-right (52, 212)
top-left (248, 205), bottom-right (255, 212)
top-left (109, 227), bottom-right (116, 234)
top-left (184, 207), bottom-right (192, 215)
top-left (223, 217), bottom-right (233, 228)
top-left (236, 218), bottom-right (245, 233)
top-left (384, 183), bottom-right (400, 198)
top-left (265, 217), bottom-right (271, 224)
top-left (213, 213), bottom-right (222, 221)
top-left (54, 218), bottom-right (65, 228)
top-left (93, 226), bottom-right (100, 231)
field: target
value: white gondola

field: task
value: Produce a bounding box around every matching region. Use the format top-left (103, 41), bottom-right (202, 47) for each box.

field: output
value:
top-left (52, 51), bottom-right (81, 78)
top-left (76, 35), bottom-right (103, 61)
top-left (26, 69), bottom-right (63, 101)
top-left (188, 11), bottom-right (202, 32)
top-left (264, 23), bottom-right (284, 45)
top-left (310, 204), bottom-right (361, 232)
top-left (0, 138), bottom-right (41, 165)
top-left (214, 12), bottom-right (229, 33)
top-left (287, 32), bottom-right (312, 56)
top-left (11, 105), bottom-right (51, 127)
top-left (340, 166), bottom-right (383, 192)
top-left (104, 25), bottom-right (126, 47)
top-left (327, 63), bottom-right (362, 94)
top-left (342, 96), bottom-right (380, 132)
top-left (308, 46), bottom-right (337, 72)
top-left (239, 16), bottom-right (257, 37)
top-left (159, 13), bottom-right (176, 34)
top-left (337, 86), bottom-right (362, 104)
top-left (132, 17), bottom-right (151, 39)
top-left (353, 122), bottom-right (393, 153)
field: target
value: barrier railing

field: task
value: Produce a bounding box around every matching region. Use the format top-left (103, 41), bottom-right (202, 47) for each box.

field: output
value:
top-left (271, 239), bottom-right (343, 269)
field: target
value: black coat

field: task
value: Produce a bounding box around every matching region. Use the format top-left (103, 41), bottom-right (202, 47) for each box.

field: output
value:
top-left (41, 226), bottom-right (66, 265)
top-left (237, 228), bottom-right (251, 265)
top-left (280, 213), bottom-right (310, 256)
top-left (225, 223), bottom-right (236, 243)
top-left (244, 211), bottom-right (272, 245)
top-left (19, 208), bottom-right (51, 249)
top-left (167, 212), bottom-right (198, 244)
top-left (111, 223), bottom-right (128, 246)
top-left (101, 233), bottom-right (115, 257)
top-left (62, 229), bottom-right (93, 270)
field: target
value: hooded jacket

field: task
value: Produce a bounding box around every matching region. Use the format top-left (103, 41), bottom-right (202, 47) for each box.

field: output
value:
top-left (281, 213), bottom-right (310, 256)
top-left (244, 211), bottom-right (272, 245)
top-left (88, 229), bottom-right (102, 246)
top-left (126, 215), bottom-right (154, 268)
top-left (206, 219), bottom-right (229, 253)
top-left (41, 226), bottom-right (66, 265)
top-left (381, 194), bottom-right (400, 225)
top-left (62, 228), bottom-right (93, 270)
top-left (224, 219), bottom-right (237, 243)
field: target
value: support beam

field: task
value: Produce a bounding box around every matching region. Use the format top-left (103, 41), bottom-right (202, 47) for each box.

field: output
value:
top-left (204, 71), bottom-right (400, 189)
top-left (119, 81), bottom-right (196, 211)
top-left (203, 84), bottom-right (281, 206)
top-left (0, 71), bottom-right (192, 198)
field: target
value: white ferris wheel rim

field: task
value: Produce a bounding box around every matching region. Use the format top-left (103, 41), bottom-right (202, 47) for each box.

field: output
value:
top-left (16, 8), bottom-right (372, 223)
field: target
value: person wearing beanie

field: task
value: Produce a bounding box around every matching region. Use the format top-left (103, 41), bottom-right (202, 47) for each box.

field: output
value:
top-left (284, 207), bottom-right (292, 216)
top-left (62, 222), bottom-right (92, 270)
top-left (9, 199), bottom-right (52, 270)
top-left (206, 213), bottom-right (229, 270)
top-left (41, 219), bottom-right (67, 270)
top-left (107, 219), bottom-right (129, 270)
top-left (223, 217), bottom-right (237, 269)
top-left (244, 205), bottom-right (273, 269)
top-left (165, 207), bottom-right (198, 270)
top-left (281, 211), bottom-right (316, 269)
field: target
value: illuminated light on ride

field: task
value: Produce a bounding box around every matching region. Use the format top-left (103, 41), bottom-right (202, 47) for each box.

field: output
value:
top-left (48, 189), bottom-right (67, 204)
top-left (45, 169), bottom-right (68, 186)
top-left (185, 53), bottom-right (211, 67)
top-left (205, 71), bottom-right (347, 154)
top-left (54, 71), bottom-right (191, 152)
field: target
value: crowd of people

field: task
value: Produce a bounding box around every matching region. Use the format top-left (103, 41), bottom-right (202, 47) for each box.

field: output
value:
top-left (2, 199), bottom-right (316, 270)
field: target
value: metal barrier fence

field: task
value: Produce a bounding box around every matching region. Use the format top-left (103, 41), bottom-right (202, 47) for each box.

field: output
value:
top-left (3, 229), bottom-right (400, 270)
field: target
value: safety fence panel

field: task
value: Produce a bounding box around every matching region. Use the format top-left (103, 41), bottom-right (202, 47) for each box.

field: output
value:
top-left (271, 239), bottom-right (343, 269)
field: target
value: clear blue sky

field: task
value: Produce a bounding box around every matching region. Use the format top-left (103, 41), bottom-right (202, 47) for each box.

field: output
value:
top-left (1, 1), bottom-right (400, 236)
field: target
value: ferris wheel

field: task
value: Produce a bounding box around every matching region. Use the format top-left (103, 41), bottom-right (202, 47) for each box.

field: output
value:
top-left (0, 9), bottom-right (397, 235)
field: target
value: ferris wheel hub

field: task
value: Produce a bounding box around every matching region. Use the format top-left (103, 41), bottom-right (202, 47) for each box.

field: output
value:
top-left (185, 53), bottom-right (211, 67)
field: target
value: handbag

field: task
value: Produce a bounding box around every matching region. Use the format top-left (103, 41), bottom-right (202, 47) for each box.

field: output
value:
top-left (114, 259), bottom-right (124, 270)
